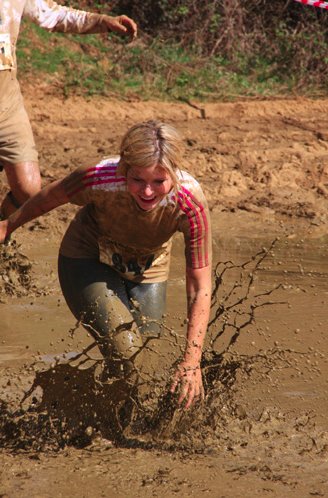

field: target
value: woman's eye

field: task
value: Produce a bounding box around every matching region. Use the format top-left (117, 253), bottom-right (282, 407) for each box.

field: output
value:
top-left (155, 179), bottom-right (165, 185)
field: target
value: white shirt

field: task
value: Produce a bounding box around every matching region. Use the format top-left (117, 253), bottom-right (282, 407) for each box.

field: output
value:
top-left (0, 0), bottom-right (106, 70)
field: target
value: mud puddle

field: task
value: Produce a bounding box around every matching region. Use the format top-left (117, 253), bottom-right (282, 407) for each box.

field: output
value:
top-left (1, 212), bottom-right (328, 376)
top-left (1, 211), bottom-right (328, 497)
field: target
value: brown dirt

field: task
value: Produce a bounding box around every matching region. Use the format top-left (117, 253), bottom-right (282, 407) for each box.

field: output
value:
top-left (1, 90), bottom-right (328, 497)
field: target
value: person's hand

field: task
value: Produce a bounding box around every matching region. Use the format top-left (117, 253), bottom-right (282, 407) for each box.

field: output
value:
top-left (170, 361), bottom-right (204, 410)
top-left (102, 15), bottom-right (137, 40)
top-left (0, 220), bottom-right (9, 244)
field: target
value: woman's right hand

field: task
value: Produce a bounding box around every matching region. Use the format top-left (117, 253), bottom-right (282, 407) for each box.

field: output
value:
top-left (0, 219), bottom-right (9, 244)
top-left (170, 360), bottom-right (204, 410)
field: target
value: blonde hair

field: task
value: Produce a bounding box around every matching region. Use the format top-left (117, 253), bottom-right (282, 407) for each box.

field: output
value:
top-left (117, 120), bottom-right (183, 190)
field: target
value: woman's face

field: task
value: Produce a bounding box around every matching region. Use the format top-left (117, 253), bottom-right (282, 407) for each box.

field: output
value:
top-left (126, 164), bottom-right (173, 211)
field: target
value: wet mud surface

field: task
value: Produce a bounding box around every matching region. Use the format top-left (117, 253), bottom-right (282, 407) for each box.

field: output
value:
top-left (1, 93), bottom-right (328, 497)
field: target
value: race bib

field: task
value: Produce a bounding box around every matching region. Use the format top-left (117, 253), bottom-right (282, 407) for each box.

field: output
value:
top-left (0, 33), bottom-right (13, 70)
top-left (98, 237), bottom-right (157, 278)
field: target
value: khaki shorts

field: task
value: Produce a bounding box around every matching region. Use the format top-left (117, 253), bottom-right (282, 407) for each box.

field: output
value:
top-left (0, 78), bottom-right (38, 165)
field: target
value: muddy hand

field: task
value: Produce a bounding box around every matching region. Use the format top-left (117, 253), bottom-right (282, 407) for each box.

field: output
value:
top-left (102, 15), bottom-right (137, 41)
top-left (170, 361), bottom-right (204, 410)
top-left (0, 220), bottom-right (9, 244)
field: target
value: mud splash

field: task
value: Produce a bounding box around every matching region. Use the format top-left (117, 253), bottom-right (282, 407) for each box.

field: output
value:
top-left (0, 241), bottom-right (47, 301)
top-left (1, 343), bottom-right (326, 468)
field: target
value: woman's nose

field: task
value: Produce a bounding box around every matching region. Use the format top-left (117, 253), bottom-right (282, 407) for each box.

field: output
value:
top-left (142, 184), bottom-right (153, 196)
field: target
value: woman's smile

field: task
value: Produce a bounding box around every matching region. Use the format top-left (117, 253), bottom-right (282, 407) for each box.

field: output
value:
top-left (126, 164), bottom-right (173, 211)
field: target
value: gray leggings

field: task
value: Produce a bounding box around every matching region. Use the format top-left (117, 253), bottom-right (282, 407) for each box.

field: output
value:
top-left (58, 255), bottom-right (166, 365)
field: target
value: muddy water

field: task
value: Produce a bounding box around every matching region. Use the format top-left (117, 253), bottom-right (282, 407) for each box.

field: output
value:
top-left (1, 210), bottom-right (328, 422)
top-left (1, 210), bottom-right (328, 497)
top-left (182, 212), bottom-right (328, 431)
top-left (0, 213), bottom-right (317, 357)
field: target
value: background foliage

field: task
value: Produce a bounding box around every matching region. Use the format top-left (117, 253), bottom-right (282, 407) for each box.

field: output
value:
top-left (18, 0), bottom-right (328, 99)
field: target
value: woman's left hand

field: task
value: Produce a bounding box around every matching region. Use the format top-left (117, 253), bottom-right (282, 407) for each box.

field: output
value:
top-left (170, 361), bottom-right (204, 410)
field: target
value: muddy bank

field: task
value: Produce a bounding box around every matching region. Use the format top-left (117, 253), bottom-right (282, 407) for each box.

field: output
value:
top-left (24, 91), bottom-right (328, 222)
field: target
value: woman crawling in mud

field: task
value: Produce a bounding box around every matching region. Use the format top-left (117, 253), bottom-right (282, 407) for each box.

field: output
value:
top-left (0, 120), bottom-right (212, 410)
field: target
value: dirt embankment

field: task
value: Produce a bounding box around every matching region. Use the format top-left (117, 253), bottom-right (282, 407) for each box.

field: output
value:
top-left (24, 89), bottom-right (328, 224)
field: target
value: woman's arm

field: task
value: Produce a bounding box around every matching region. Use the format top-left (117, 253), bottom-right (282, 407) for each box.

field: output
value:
top-left (0, 179), bottom-right (69, 243)
top-left (170, 264), bottom-right (212, 409)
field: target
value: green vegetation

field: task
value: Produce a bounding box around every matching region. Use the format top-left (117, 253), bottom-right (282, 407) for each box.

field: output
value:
top-left (17, 1), bottom-right (328, 100)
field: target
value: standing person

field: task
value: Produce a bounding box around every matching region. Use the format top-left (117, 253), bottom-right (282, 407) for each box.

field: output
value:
top-left (0, 120), bottom-right (212, 409)
top-left (0, 0), bottom-right (137, 218)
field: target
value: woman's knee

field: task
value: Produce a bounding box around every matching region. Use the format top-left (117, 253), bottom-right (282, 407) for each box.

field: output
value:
top-left (129, 281), bottom-right (167, 335)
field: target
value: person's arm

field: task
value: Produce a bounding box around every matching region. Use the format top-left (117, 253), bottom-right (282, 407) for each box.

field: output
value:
top-left (0, 179), bottom-right (69, 243)
top-left (24, 0), bottom-right (137, 39)
top-left (170, 264), bottom-right (212, 410)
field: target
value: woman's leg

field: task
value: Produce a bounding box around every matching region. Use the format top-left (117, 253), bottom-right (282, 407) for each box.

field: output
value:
top-left (125, 281), bottom-right (167, 390)
top-left (126, 280), bottom-right (167, 336)
top-left (58, 255), bottom-right (143, 376)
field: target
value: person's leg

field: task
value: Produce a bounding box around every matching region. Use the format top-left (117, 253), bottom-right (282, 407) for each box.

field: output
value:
top-left (126, 281), bottom-right (167, 394)
top-left (0, 87), bottom-right (40, 218)
top-left (58, 255), bottom-right (144, 377)
top-left (1, 160), bottom-right (41, 216)
top-left (127, 280), bottom-right (167, 336)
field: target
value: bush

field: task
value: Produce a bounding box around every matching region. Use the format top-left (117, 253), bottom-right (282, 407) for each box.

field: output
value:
top-left (18, 1), bottom-right (328, 97)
